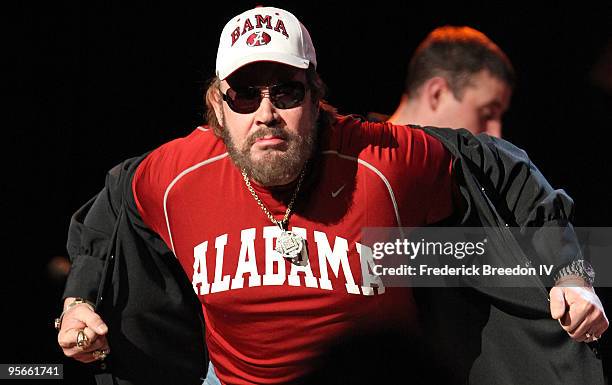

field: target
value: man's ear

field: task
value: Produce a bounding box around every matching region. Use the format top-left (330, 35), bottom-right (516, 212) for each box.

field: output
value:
top-left (422, 76), bottom-right (450, 111)
top-left (209, 87), bottom-right (224, 127)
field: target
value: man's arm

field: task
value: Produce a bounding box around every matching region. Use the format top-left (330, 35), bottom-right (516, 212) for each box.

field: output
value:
top-left (63, 192), bottom-right (117, 303)
top-left (58, 156), bottom-right (143, 362)
top-left (477, 133), bottom-right (608, 342)
top-left (424, 127), bottom-right (608, 341)
top-left (59, 188), bottom-right (116, 362)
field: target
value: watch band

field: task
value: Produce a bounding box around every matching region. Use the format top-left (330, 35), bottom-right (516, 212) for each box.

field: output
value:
top-left (553, 259), bottom-right (595, 286)
top-left (54, 297), bottom-right (96, 331)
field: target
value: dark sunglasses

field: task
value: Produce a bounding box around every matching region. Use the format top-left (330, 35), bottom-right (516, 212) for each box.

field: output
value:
top-left (221, 81), bottom-right (306, 114)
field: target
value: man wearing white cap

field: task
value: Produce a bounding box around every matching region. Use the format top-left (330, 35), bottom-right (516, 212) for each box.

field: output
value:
top-left (57, 6), bottom-right (607, 385)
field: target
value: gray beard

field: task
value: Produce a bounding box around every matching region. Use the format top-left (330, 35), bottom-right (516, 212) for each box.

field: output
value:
top-left (220, 117), bottom-right (317, 186)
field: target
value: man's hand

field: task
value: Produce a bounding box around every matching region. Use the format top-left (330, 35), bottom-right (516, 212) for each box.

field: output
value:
top-left (57, 297), bottom-right (110, 363)
top-left (550, 277), bottom-right (609, 342)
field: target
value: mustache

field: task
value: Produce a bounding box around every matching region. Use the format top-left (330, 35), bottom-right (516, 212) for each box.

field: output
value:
top-left (246, 125), bottom-right (290, 147)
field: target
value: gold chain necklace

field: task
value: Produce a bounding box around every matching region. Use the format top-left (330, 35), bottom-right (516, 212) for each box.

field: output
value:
top-left (241, 166), bottom-right (308, 263)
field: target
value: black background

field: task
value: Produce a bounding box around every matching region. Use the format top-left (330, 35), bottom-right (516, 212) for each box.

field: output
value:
top-left (8, 1), bottom-right (612, 383)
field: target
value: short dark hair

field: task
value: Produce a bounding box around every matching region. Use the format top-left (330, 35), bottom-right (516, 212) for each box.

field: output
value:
top-left (405, 26), bottom-right (515, 99)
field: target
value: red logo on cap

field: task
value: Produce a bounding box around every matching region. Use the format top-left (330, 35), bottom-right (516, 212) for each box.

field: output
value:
top-left (246, 31), bottom-right (271, 47)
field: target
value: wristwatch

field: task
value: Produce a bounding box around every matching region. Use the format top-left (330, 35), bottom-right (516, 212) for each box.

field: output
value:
top-left (553, 259), bottom-right (595, 286)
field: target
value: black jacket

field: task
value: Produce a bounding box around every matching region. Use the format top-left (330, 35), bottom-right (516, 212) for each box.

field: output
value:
top-left (419, 127), bottom-right (603, 384)
top-left (63, 126), bottom-right (603, 384)
top-left (64, 152), bottom-right (208, 385)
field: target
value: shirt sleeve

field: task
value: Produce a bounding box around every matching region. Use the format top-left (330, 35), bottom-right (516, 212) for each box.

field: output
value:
top-left (132, 142), bottom-right (184, 253)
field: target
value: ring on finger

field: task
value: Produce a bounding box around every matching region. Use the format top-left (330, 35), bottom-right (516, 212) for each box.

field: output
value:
top-left (76, 329), bottom-right (89, 349)
top-left (92, 348), bottom-right (109, 360)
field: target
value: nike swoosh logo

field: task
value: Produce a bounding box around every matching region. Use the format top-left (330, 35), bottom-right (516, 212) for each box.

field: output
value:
top-left (331, 184), bottom-right (346, 198)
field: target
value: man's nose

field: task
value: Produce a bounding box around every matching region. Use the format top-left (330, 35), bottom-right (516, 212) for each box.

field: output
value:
top-left (254, 93), bottom-right (278, 126)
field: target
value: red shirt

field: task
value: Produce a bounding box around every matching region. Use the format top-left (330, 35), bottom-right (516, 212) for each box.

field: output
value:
top-left (133, 115), bottom-right (454, 384)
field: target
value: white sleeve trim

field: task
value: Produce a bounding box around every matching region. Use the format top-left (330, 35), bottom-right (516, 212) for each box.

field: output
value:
top-left (163, 152), bottom-right (229, 255)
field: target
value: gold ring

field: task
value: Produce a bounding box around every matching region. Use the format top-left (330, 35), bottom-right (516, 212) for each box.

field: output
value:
top-left (93, 348), bottom-right (109, 360)
top-left (76, 329), bottom-right (89, 348)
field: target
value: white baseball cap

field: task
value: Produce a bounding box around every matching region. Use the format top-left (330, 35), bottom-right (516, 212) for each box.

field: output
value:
top-left (215, 7), bottom-right (317, 80)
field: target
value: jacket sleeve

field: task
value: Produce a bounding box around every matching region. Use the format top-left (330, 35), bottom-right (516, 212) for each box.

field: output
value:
top-left (63, 156), bottom-right (143, 302)
top-left (423, 127), bottom-right (582, 279)
top-left (478, 134), bottom-right (581, 275)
